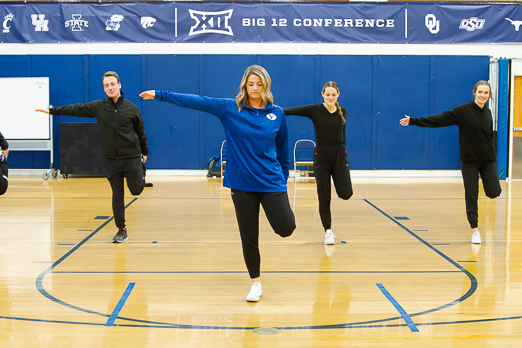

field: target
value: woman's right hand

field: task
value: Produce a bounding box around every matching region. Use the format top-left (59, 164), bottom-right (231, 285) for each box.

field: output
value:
top-left (399, 115), bottom-right (411, 126)
top-left (139, 90), bottom-right (156, 100)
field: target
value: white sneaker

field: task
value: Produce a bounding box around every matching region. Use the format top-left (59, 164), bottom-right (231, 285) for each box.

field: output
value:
top-left (471, 231), bottom-right (481, 244)
top-left (324, 229), bottom-right (336, 245)
top-left (246, 282), bottom-right (262, 302)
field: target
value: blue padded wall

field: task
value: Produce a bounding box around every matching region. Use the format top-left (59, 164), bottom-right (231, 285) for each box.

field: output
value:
top-left (376, 56), bottom-right (431, 169)
top-left (319, 55), bottom-right (373, 169)
top-left (0, 54), bottom-right (490, 171)
top-left (143, 55), bottom-right (203, 169)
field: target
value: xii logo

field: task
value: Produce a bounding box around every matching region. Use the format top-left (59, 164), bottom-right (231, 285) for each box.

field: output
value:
top-left (188, 9), bottom-right (233, 36)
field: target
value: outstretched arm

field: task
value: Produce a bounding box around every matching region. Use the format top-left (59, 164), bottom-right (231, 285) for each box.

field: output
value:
top-left (139, 90), bottom-right (155, 100)
top-left (399, 115), bottom-right (410, 126)
top-left (139, 90), bottom-right (228, 117)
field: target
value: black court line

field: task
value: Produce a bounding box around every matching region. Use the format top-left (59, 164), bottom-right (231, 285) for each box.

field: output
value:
top-left (25, 197), bottom-right (520, 331)
top-left (52, 270), bottom-right (462, 274)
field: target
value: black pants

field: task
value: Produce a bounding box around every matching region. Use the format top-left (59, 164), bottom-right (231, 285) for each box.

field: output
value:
top-left (461, 161), bottom-right (502, 229)
top-left (0, 161), bottom-right (7, 195)
top-left (231, 190), bottom-right (296, 279)
top-left (313, 145), bottom-right (353, 230)
top-left (103, 157), bottom-right (145, 229)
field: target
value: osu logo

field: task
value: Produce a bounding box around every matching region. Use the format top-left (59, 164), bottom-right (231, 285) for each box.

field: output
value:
top-left (188, 9), bottom-right (233, 36)
top-left (459, 17), bottom-right (485, 32)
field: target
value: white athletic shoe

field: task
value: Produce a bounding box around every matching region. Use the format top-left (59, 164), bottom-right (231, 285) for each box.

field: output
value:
top-left (324, 229), bottom-right (336, 245)
top-left (246, 282), bottom-right (262, 302)
top-left (471, 231), bottom-right (482, 244)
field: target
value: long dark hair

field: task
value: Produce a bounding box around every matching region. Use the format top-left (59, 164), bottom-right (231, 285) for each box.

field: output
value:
top-left (323, 81), bottom-right (345, 125)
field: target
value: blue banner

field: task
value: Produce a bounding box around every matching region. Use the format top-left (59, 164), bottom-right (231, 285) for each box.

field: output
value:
top-left (1, 2), bottom-right (521, 44)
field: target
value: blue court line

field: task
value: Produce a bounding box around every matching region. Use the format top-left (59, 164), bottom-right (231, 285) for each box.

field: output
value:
top-left (105, 283), bottom-right (135, 327)
top-left (377, 283), bottom-right (419, 332)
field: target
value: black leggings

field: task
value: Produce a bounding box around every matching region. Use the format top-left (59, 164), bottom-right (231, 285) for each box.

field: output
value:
top-left (103, 157), bottom-right (145, 229)
top-left (231, 190), bottom-right (296, 279)
top-left (0, 161), bottom-right (7, 195)
top-left (313, 145), bottom-right (353, 230)
top-left (461, 161), bottom-right (502, 229)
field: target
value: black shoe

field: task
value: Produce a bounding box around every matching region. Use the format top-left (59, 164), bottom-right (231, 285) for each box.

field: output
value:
top-left (112, 228), bottom-right (128, 243)
top-left (144, 182), bottom-right (153, 187)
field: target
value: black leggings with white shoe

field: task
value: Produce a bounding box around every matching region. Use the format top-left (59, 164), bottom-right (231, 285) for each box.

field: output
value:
top-left (231, 190), bottom-right (296, 279)
top-left (313, 144), bottom-right (353, 231)
top-left (461, 161), bottom-right (502, 229)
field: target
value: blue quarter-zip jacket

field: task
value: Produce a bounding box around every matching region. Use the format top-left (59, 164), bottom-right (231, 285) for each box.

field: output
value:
top-left (155, 91), bottom-right (289, 192)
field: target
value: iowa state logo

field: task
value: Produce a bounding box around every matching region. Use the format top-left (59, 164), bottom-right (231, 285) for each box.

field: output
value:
top-left (188, 9), bottom-right (234, 36)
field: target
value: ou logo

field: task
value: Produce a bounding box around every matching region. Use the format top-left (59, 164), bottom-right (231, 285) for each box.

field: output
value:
top-left (425, 14), bottom-right (440, 34)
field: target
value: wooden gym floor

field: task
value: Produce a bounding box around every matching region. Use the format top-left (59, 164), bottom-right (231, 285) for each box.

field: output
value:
top-left (0, 175), bottom-right (521, 347)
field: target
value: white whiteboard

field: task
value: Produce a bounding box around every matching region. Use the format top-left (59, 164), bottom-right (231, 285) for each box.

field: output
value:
top-left (0, 77), bottom-right (50, 140)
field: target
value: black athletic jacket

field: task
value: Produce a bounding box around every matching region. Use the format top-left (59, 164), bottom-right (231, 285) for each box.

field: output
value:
top-left (50, 92), bottom-right (149, 159)
top-left (283, 103), bottom-right (347, 146)
top-left (0, 131), bottom-right (8, 150)
top-left (409, 100), bottom-right (496, 164)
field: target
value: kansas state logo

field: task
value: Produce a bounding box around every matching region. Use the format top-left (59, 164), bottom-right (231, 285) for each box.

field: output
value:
top-left (425, 14), bottom-right (439, 34)
top-left (65, 14), bottom-right (89, 32)
top-left (31, 14), bottom-right (49, 32)
top-left (506, 18), bottom-right (522, 32)
top-left (3, 13), bottom-right (13, 33)
top-left (266, 113), bottom-right (277, 121)
top-left (106, 14), bottom-right (124, 31)
top-left (141, 16), bottom-right (156, 29)
top-left (188, 9), bottom-right (233, 36)
top-left (459, 17), bottom-right (485, 31)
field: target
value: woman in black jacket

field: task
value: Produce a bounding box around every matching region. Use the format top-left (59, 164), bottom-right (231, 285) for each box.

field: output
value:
top-left (0, 131), bottom-right (9, 195)
top-left (284, 81), bottom-right (353, 245)
top-left (399, 80), bottom-right (501, 244)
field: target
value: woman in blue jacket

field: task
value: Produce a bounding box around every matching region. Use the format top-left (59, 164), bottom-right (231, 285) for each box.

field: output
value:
top-left (140, 65), bottom-right (296, 302)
